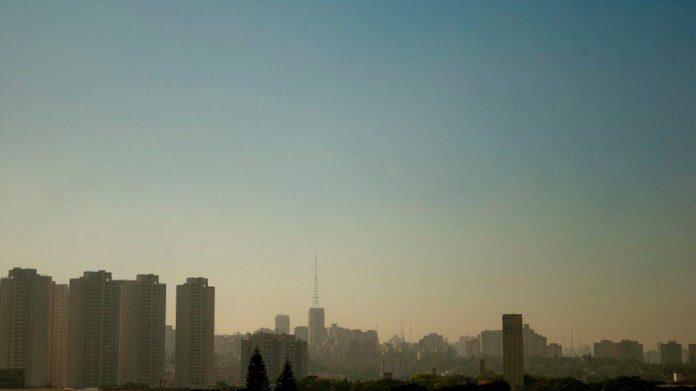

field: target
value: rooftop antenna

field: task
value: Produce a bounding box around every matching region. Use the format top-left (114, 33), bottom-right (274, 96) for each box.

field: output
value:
top-left (312, 252), bottom-right (319, 308)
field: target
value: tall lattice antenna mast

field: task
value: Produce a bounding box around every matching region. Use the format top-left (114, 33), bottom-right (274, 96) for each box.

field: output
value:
top-left (313, 253), bottom-right (319, 308)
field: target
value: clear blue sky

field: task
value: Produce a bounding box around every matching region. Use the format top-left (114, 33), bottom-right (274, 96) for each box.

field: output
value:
top-left (0, 0), bottom-right (694, 348)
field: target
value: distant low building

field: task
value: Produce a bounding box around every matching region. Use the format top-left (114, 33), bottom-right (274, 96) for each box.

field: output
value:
top-left (241, 332), bottom-right (308, 381)
top-left (294, 326), bottom-right (309, 342)
top-left (547, 343), bottom-right (562, 358)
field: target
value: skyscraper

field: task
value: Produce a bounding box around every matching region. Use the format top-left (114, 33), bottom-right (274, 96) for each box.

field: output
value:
top-left (275, 314), bottom-right (290, 335)
top-left (118, 274), bottom-right (166, 387)
top-left (68, 271), bottom-right (123, 388)
top-left (49, 283), bottom-right (69, 388)
top-left (502, 314), bottom-right (523, 391)
top-left (0, 268), bottom-right (53, 387)
top-left (308, 259), bottom-right (326, 354)
top-left (175, 277), bottom-right (215, 388)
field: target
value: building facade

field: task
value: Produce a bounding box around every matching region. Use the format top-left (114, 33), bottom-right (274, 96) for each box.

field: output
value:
top-left (0, 268), bottom-right (53, 387)
top-left (68, 271), bottom-right (124, 388)
top-left (175, 277), bottom-right (215, 388)
top-left (502, 314), bottom-right (523, 391)
top-left (118, 274), bottom-right (166, 387)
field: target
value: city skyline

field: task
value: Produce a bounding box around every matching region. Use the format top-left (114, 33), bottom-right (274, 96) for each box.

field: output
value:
top-left (0, 264), bottom-right (691, 353)
top-left (1, 0), bottom-right (694, 354)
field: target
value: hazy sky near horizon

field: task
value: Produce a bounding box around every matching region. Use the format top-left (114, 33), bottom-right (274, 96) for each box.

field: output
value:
top-left (0, 1), bottom-right (694, 349)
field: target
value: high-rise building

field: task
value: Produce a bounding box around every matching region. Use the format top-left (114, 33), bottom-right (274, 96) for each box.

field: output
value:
top-left (502, 314), bottom-right (523, 391)
top-left (294, 326), bottom-right (308, 342)
top-left (275, 314), bottom-right (290, 335)
top-left (480, 330), bottom-right (503, 357)
top-left (68, 271), bottom-right (124, 388)
top-left (175, 277), bottom-right (215, 388)
top-left (308, 308), bottom-right (326, 349)
top-left (0, 268), bottom-right (53, 387)
top-left (308, 260), bottom-right (326, 354)
top-left (49, 283), bottom-right (69, 387)
top-left (241, 332), bottom-right (308, 381)
top-left (118, 274), bottom-right (166, 387)
top-left (659, 341), bottom-right (683, 365)
top-left (688, 344), bottom-right (696, 366)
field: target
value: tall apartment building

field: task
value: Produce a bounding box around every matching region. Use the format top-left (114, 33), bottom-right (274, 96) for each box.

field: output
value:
top-left (480, 330), bottom-right (503, 357)
top-left (0, 268), bottom-right (53, 387)
top-left (688, 344), bottom-right (696, 366)
top-left (68, 271), bottom-right (124, 388)
top-left (241, 332), bottom-right (308, 381)
top-left (502, 314), bottom-right (524, 391)
top-left (175, 278), bottom-right (215, 388)
top-left (118, 274), bottom-right (166, 387)
top-left (522, 324), bottom-right (547, 359)
top-left (49, 283), bottom-right (69, 387)
top-left (275, 314), bottom-right (290, 335)
top-left (659, 341), bottom-right (683, 365)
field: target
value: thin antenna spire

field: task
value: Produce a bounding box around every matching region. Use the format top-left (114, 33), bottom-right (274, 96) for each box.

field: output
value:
top-left (312, 252), bottom-right (319, 308)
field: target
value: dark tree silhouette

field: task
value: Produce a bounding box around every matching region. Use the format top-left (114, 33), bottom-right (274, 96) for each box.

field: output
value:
top-left (276, 360), bottom-right (298, 391)
top-left (246, 347), bottom-right (270, 391)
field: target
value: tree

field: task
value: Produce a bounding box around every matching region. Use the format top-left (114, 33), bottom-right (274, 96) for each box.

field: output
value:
top-left (246, 348), bottom-right (270, 391)
top-left (276, 360), bottom-right (298, 391)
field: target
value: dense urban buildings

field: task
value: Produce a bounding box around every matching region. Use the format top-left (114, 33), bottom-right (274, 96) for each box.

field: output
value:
top-left (0, 268), bottom-right (53, 387)
top-left (68, 271), bottom-right (123, 388)
top-left (175, 277), bottom-right (215, 388)
top-left (241, 332), bottom-right (308, 381)
top-left (275, 314), bottom-right (290, 335)
top-left (502, 314), bottom-right (523, 391)
top-left (118, 274), bottom-right (166, 387)
top-left (593, 339), bottom-right (643, 362)
top-left (0, 266), bottom-right (695, 388)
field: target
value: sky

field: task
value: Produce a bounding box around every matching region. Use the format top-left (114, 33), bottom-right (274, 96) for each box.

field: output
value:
top-left (0, 1), bottom-right (694, 349)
